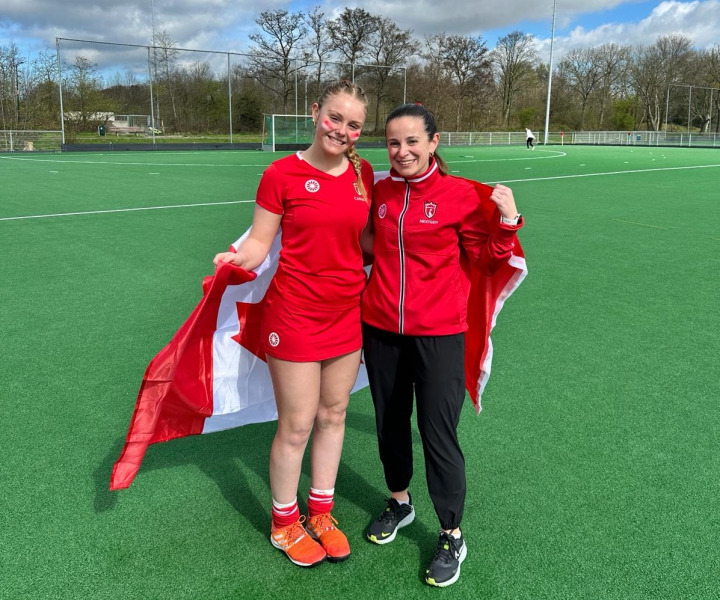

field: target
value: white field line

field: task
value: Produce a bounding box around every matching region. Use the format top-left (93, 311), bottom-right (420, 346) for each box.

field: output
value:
top-left (2, 157), bottom-right (719, 223)
top-left (482, 162), bottom-right (720, 185)
top-left (0, 200), bottom-right (254, 222)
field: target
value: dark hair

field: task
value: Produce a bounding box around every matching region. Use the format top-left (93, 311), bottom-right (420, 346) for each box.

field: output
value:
top-left (385, 104), bottom-right (449, 175)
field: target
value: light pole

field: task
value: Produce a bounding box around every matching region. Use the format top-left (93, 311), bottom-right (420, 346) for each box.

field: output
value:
top-left (15, 59), bottom-right (25, 122)
top-left (543, 0), bottom-right (557, 145)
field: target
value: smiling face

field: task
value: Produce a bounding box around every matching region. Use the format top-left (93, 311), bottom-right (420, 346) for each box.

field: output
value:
top-left (385, 115), bottom-right (440, 179)
top-left (311, 92), bottom-right (366, 157)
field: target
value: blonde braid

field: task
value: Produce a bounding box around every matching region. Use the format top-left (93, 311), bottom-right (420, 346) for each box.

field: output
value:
top-left (345, 145), bottom-right (367, 203)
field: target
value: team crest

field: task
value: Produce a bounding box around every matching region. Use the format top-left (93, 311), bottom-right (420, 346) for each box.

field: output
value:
top-left (305, 179), bottom-right (320, 193)
top-left (424, 201), bottom-right (437, 219)
top-left (268, 332), bottom-right (280, 347)
top-left (378, 204), bottom-right (387, 219)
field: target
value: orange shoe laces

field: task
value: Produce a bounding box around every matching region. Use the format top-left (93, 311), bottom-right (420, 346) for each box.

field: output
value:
top-left (310, 513), bottom-right (338, 532)
top-left (274, 516), bottom-right (308, 547)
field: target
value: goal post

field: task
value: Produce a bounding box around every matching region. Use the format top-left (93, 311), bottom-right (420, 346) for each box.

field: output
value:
top-left (0, 130), bottom-right (63, 153)
top-left (262, 114), bottom-right (314, 152)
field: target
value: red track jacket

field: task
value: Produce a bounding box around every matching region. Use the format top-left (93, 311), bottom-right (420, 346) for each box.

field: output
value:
top-left (362, 162), bottom-right (523, 336)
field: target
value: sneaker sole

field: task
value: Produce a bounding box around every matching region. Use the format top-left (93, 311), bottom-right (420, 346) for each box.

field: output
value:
top-left (326, 553), bottom-right (350, 563)
top-left (270, 537), bottom-right (326, 568)
top-left (367, 508), bottom-right (416, 545)
top-left (425, 541), bottom-right (467, 587)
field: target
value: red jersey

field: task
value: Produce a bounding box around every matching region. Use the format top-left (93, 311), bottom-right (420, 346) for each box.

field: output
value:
top-left (362, 162), bottom-right (523, 336)
top-left (257, 152), bottom-right (373, 310)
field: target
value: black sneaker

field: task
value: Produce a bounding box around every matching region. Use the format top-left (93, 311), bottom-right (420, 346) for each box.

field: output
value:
top-left (425, 531), bottom-right (467, 587)
top-left (366, 495), bottom-right (415, 544)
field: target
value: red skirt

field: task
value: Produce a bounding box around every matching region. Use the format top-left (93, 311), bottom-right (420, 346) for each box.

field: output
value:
top-left (260, 291), bottom-right (362, 362)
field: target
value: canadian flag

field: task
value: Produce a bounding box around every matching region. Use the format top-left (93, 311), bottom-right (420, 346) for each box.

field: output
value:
top-left (111, 201), bottom-right (527, 490)
top-left (110, 232), bottom-right (368, 490)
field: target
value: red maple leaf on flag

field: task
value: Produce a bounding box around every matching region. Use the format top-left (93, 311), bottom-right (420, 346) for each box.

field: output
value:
top-left (231, 299), bottom-right (267, 361)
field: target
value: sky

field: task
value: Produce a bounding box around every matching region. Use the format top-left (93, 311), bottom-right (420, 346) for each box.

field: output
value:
top-left (1, 0), bottom-right (719, 67)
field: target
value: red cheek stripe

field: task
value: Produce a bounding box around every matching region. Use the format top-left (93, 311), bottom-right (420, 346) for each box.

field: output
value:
top-left (349, 131), bottom-right (361, 139)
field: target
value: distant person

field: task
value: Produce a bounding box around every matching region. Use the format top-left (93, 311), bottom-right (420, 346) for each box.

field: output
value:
top-left (214, 80), bottom-right (373, 568)
top-left (525, 128), bottom-right (536, 150)
top-left (362, 103), bottom-right (524, 587)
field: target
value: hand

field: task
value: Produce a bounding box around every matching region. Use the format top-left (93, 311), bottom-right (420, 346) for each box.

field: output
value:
top-left (213, 251), bottom-right (246, 267)
top-left (490, 184), bottom-right (519, 220)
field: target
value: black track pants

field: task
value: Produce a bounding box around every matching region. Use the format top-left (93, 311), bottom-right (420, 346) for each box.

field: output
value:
top-left (362, 323), bottom-right (467, 530)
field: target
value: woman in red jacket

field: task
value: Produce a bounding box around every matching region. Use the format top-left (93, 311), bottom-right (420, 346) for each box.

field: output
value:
top-left (362, 103), bottom-right (523, 587)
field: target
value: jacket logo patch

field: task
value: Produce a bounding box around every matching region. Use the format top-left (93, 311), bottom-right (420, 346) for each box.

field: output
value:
top-left (424, 202), bottom-right (437, 219)
top-left (378, 203), bottom-right (387, 219)
top-left (305, 179), bottom-right (320, 193)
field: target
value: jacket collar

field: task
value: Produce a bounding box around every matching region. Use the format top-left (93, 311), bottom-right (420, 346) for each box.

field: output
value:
top-left (389, 159), bottom-right (439, 189)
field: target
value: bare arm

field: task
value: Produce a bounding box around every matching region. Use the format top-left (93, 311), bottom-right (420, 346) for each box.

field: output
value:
top-left (213, 204), bottom-right (282, 271)
top-left (360, 210), bottom-right (374, 257)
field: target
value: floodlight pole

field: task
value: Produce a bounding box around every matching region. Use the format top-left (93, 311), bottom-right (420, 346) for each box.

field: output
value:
top-left (15, 59), bottom-right (24, 120)
top-left (56, 38), bottom-right (66, 145)
top-left (543, 0), bottom-right (557, 145)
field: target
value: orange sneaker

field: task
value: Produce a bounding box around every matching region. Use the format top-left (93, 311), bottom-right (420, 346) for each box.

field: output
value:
top-left (270, 517), bottom-right (326, 567)
top-left (306, 513), bottom-right (351, 562)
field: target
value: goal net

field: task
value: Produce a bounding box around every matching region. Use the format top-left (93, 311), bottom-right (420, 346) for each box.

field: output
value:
top-left (262, 114), bottom-right (314, 152)
top-left (0, 130), bottom-right (63, 152)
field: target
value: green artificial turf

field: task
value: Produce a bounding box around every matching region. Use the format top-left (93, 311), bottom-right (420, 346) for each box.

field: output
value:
top-left (1, 145), bottom-right (719, 599)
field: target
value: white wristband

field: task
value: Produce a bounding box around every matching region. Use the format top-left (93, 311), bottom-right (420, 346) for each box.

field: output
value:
top-left (500, 214), bottom-right (521, 225)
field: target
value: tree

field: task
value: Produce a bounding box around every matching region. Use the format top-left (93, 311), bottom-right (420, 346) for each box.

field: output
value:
top-left (703, 45), bottom-right (720, 132)
top-left (559, 47), bottom-right (602, 130)
top-left (631, 34), bottom-right (694, 131)
top-left (248, 9), bottom-right (307, 113)
top-left (594, 44), bottom-right (632, 129)
top-left (25, 49), bottom-right (60, 129)
top-left (151, 30), bottom-right (180, 130)
top-left (492, 31), bottom-right (538, 127)
top-left (434, 34), bottom-right (491, 131)
top-left (327, 8), bottom-right (380, 78)
top-left (364, 18), bottom-right (413, 131)
top-left (0, 42), bottom-right (24, 129)
top-left (65, 55), bottom-right (104, 130)
top-left (302, 6), bottom-right (333, 102)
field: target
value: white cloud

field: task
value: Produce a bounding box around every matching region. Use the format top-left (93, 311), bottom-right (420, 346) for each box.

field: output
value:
top-left (328, 0), bottom-right (646, 36)
top-left (2, 0), bottom-right (719, 65)
top-left (533, 1), bottom-right (720, 61)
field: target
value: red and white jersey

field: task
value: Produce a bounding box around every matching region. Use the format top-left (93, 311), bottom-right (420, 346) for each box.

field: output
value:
top-left (362, 161), bottom-right (523, 336)
top-left (257, 152), bottom-right (373, 310)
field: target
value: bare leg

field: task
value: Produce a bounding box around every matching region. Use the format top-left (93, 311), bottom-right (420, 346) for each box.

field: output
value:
top-left (267, 357), bottom-right (322, 504)
top-left (309, 350), bottom-right (362, 491)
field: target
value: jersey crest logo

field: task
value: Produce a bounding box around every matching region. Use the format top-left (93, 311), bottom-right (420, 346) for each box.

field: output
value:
top-left (424, 201), bottom-right (437, 219)
top-left (268, 332), bottom-right (280, 347)
top-left (353, 182), bottom-right (364, 201)
top-left (305, 179), bottom-right (320, 193)
top-left (378, 204), bottom-right (387, 219)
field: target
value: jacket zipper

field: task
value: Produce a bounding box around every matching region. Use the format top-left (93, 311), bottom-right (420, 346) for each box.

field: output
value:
top-left (397, 181), bottom-right (411, 334)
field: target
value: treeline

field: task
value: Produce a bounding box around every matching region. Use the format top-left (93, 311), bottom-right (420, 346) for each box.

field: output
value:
top-left (2, 7), bottom-right (720, 134)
